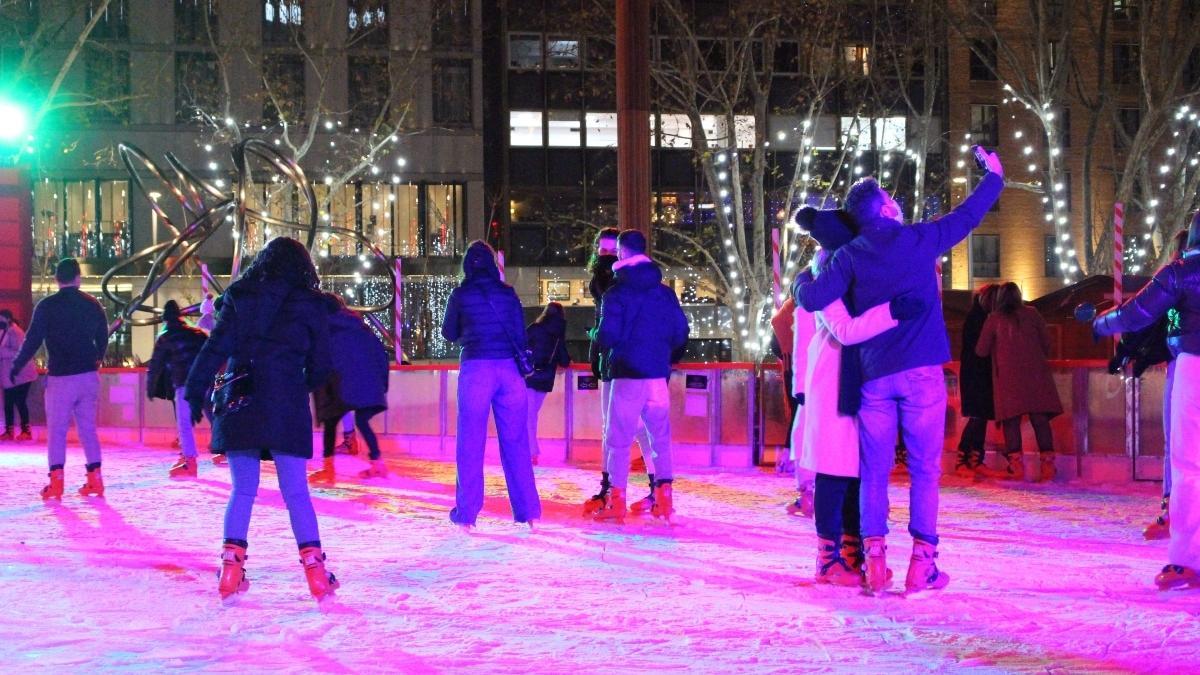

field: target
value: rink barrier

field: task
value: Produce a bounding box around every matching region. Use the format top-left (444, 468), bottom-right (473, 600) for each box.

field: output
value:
top-left (14, 360), bottom-right (1164, 479)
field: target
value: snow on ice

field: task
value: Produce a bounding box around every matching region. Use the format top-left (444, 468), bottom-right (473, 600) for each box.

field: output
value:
top-left (0, 442), bottom-right (1197, 672)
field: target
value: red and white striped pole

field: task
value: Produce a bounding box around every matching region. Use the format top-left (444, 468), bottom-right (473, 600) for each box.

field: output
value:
top-left (771, 228), bottom-right (782, 309)
top-left (497, 250), bottom-right (506, 283)
top-left (1113, 201), bottom-right (1125, 306)
top-left (393, 257), bottom-right (404, 364)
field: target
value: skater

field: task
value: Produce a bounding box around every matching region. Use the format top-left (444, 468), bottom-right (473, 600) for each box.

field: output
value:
top-left (197, 293), bottom-right (217, 332)
top-left (0, 309), bottom-right (37, 442)
top-left (772, 294), bottom-right (818, 517)
top-left (11, 259), bottom-right (109, 500)
top-left (146, 300), bottom-right (208, 478)
top-left (955, 284), bottom-right (1002, 480)
top-left (590, 230), bottom-right (690, 523)
top-left (975, 282), bottom-right (1063, 482)
top-left (334, 412), bottom-right (358, 455)
top-left (1093, 212), bottom-right (1200, 590)
top-left (1107, 229), bottom-right (1188, 539)
top-left (309, 293), bottom-right (390, 484)
top-left (793, 206), bottom-right (926, 586)
top-left (183, 237), bottom-right (340, 602)
top-left (441, 240), bottom-right (541, 529)
top-left (794, 146), bottom-right (1004, 594)
top-left (584, 227), bottom-right (656, 516)
top-left (525, 302), bottom-right (570, 465)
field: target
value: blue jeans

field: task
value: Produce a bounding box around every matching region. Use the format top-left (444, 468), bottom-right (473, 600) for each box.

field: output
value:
top-left (1165, 360), bottom-right (1176, 498)
top-left (857, 365), bottom-right (946, 545)
top-left (45, 371), bottom-right (102, 469)
top-left (224, 451), bottom-right (320, 549)
top-left (450, 359), bottom-right (541, 525)
top-left (605, 378), bottom-right (673, 490)
top-left (174, 386), bottom-right (198, 458)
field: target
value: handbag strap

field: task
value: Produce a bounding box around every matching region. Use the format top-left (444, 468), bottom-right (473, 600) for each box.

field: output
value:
top-left (480, 285), bottom-right (525, 359)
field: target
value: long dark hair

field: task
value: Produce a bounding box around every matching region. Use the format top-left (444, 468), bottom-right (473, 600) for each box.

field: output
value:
top-left (533, 301), bottom-right (564, 325)
top-left (972, 283), bottom-right (997, 314)
top-left (587, 227), bottom-right (620, 272)
top-left (994, 282), bottom-right (1023, 315)
top-left (240, 237), bottom-right (320, 290)
top-left (461, 239), bottom-right (501, 283)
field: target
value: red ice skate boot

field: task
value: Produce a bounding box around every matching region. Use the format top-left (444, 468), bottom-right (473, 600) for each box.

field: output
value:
top-left (629, 475), bottom-right (655, 514)
top-left (904, 540), bottom-right (950, 594)
top-left (816, 538), bottom-right (860, 586)
top-left (211, 453), bottom-right (227, 466)
top-left (593, 486), bottom-right (627, 524)
top-left (308, 457), bottom-right (336, 485)
top-left (358, 459), bottom-right (388, 478)
top-left (1155, 564), bottom-right (1200, 591)
top-left (336, 432), bottom-right (359, 456)
top-left (786, 482), bottom-right (815, 517)
top-left (581, 473), bottom-right (611, 517)
top-left (299, 546), bottom-right (340, 601)
top-left (630, 454), bottom-right (646, 473)
top-left (217, 542), bottom-right (250, 601)
top-left (17, 425), bottom-right (32, 442)
top-left (1037, 452), bottom-right (1056, 482)
top-left (0, 427), bottom-right (12, 442)
top-left (40, 468), bottom-right (64, 500)
top-left (862, 536), bottom-right (893, 594)
top-left (168, 455), bottom-right (198, 479)
top-left (78, 467), bottom-right (104, 497)
top-left (840, 535), bottom-right (864, 576)
top-left (1144, 497), bottom-right (1171, 540)
top-left (650, 481), bottom-right (674, 521)
top-left (1002, 452), bottom-right (1025, 481)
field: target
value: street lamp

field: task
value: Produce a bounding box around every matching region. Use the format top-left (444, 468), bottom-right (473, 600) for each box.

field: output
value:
top-left (0, 100), bottom-right (30, 144)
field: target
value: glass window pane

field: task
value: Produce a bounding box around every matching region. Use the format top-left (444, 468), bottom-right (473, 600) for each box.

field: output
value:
top-left (661, 113), bottom-right (692, 148)
top-left (547, 110), bottom-right (580, 146)
top-left (510, 110), bottom-right (543, 146)
top-left (425, 183), bottom-right (463, 256)
top-left (509, 33), bottom-right (542, 69)
top-left (546, 37), bottom-right (579, 69)
top-left (585, 112), bottom-right (618, 147)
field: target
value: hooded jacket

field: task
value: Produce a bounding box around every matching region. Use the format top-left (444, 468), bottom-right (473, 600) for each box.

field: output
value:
top-left (593, 255), bottom-right (689, 380)
top-left (795, 172), bottom-right (1003, 382)
top-left (588, 253), bottom-right (619, 378)
top-left (147, 320), bottom-right (208, 395)
top-left (525, 314), bottom-right (570, 393)
top-left (1095, 250), bottom-right (1200, 358)
top-left (184, 278), bottom-right (332, 457)
top-left (314, 308), bottom-right (390, 420)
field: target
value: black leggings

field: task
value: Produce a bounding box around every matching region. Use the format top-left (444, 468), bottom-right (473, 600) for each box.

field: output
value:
top-left (3, 383), bottom-right (31, 428)
top-left (814, 473), bottom-right (861, 542)
top-left (1001, 413), bottom-right (1054, 455)
top-left (957, 416), bottom-right (988, 452)
top-left (322, 409), bottom-right (382, 460)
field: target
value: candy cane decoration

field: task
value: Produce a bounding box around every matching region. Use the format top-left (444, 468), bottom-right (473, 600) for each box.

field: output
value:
top-left (393, 257), bottom-right (404, 364)
top-left (497, 250), bottom-right (506, 283)
top-left (1113, 201), bottom-right (1124, 306)
top-left (771, 228), bottom-right (782, 309)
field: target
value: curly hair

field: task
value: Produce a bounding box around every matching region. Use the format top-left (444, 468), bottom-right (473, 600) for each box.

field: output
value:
top-left (239, 237), bottom-right (320, 290)
top-left (843, 178), bottom-right (887, 227)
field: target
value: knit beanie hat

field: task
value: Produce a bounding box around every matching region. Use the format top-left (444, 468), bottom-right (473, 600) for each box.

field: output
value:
top-left (794, 207), bottom-right (855, 251)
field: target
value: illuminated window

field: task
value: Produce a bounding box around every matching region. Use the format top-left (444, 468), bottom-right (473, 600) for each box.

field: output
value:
top-left (585, 113), bottom-right (618, 147)
top-left (510, 111), bottom-right (543, 146)
top-left (32, 179), bottom-right (130, 266)
top-left (547, 111), bottom-right (580, 146)
top-left (844, 44), bottom-right (870, 76)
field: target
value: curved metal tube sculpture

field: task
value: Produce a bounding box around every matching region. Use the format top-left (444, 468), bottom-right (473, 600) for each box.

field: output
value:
top-left (102, 139), bottom-right (398, 350)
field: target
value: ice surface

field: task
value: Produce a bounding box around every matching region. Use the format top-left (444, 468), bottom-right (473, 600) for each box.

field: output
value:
top-left (0, 443), bottom-right (1197, 672)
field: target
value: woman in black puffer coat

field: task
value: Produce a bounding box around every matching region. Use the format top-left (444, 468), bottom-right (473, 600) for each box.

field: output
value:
top-left (184, 237), bottom-right (339, 603)
top-left (147, 300), bottom-right (208, 477)
top-left (524, 302), bottom-right (570, 463)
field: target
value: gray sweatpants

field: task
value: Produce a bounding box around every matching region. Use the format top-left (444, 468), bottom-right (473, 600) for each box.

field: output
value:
top-left (45, 371), bottom-right (102, 468)
top-left (604, 377), bottom-right (672, 490)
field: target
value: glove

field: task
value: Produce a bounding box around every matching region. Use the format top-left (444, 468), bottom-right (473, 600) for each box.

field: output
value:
top-left (187, 397), bottom-right (204, 425)
top-left (796, 393), bottom-right (805, 406)
top-left (1107, 353), bottom-right (1127, 376)
top-left (889, 295), bottom-right (925, 321)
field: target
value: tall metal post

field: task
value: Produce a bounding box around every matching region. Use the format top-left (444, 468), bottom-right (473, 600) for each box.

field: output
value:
top-left (616, 0), bottom-right (651, 239)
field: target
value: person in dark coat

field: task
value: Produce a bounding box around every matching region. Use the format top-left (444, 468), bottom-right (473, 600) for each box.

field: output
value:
top-left (309, 293), bottom-right (391, 484)
top-left (525, 302), bottom-right (570, 464)
top-left (441, 240), bottom-right (541, 529)
top-left (976, 282), bottom-right (1063, 483)
top-left (183, 237), bottom-right (339, 603)
top-left (147, 300), bottom-right (208, 478)
top-left (588, 230), bottom-right (690, 522)
top-left (955, 284), bottom-right (1002, 480)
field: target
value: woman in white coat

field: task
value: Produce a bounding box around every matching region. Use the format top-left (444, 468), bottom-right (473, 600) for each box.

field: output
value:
top-left (792, 207), bottom-right (924, 586)
top-left (0, 309), bottom-right (38, 441)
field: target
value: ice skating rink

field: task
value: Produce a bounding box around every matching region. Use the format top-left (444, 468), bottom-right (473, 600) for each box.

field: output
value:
top-left (0, 443), bottom-right (1196, 672)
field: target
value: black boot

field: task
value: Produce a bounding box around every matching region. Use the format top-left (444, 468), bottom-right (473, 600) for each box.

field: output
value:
top-left (582, 472), bottom-right (611, 516)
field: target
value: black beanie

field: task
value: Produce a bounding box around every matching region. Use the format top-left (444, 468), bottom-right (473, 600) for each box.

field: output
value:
top-left (794, 207), bottom-right (854, 251)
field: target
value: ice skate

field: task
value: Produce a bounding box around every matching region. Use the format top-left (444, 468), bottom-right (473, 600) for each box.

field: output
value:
top-left (840, 534), bottom-right (864, 575)
top-left (786, 482), bottom-right (815, 517)
top-left (1001, 452), bottom-right (1025, 481)
top-left (336, 432), bottom-right (359, 456)
top-left (1155, 564), bottom-right (1200, 591)
top-left (581, 473), bottom-right (611, 517)
top-left (211, 454), bottom-right (227, 466)
top-left (629, 475), bottom-right (655, 514)
top-left (816, 538), bottom-right (860, 586)
top-left (0, 427), bottom-right (12, 442)
top-left (650, 481), bottom-right (673, 521)
top-left (904, 540), bottom-right (950, 595)
top-left (168, 455), bottom-right (198, 479)
top-left (630, 454), bottom-right (646, 473)
top-left (217, 543), bottom-right (250, 602)
top-left (78, 467), bottom-right (104, 497)
top-left (16, 425), bottom-right (32, 442)
top-left (299, 546), bottom-right (340, 602)
top-left (308, 457), bottom-right (336, 485)
top-left (1037, 452), bottom-right (1056, 482)
top-left (953, 447), bottom-right (980, 480)
top-left (358, 459), bottom-right (388, 479)
top-left (592, 486), bottom-right (626, 524)
top-left (862, 536), bottom-right (892, 595)
top-left (1143, 497), bottom-right (1170, 540)
top-left (40, 468), bottom-right (64, 501)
